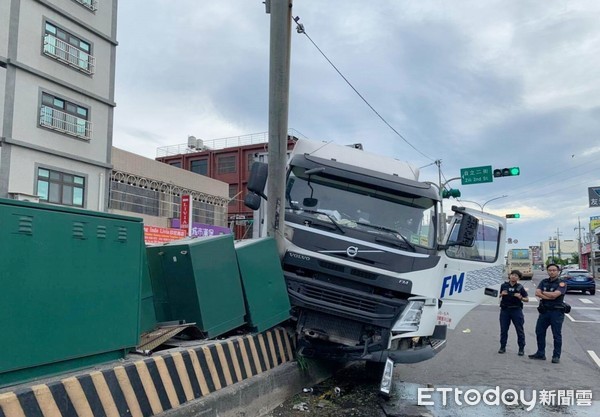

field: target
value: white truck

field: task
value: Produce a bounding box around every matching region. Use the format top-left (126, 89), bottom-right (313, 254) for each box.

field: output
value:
top-left (246, 138), bottom-right (506, 390)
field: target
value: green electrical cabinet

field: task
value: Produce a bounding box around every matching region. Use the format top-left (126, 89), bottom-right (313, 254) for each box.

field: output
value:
top-left (0, 199), bottom-right (144, 387)
top-left (235, 237), bottom-right (291, 332)
top-left (146, 234), bottom-right (246, 338)
top-left (139, 249), bottom-right (157, 334)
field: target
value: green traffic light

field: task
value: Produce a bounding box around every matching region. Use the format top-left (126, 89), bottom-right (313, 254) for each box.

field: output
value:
top-left (494, 167), bottom-right (520, 177)
top-left (506, 213), bottom-right (520, 218)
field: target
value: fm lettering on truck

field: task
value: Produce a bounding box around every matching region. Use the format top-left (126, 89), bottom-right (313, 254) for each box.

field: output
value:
top-left (441, 272), bottom-right (465, 298)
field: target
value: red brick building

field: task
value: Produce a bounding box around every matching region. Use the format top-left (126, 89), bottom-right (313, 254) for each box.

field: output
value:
top-left (156, 132), bottom-right (297, 239)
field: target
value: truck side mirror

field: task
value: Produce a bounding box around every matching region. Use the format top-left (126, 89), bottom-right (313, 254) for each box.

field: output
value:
top-left (244, 192), bottom-right (262, 210)
top-left (247, 162), bottom-right (268, 195)
top-left (454, 212), bottom-right (478, 246)
top-left (245, 162), bottom-right (268, 209)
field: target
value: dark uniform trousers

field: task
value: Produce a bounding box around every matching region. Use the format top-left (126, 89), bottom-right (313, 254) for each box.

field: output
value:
top-left (535, 308), bottom-right (565, 358)
top-left (534, 277), bottom-right (566, 359)
top-left (500, 307), bottom-right (525, 349)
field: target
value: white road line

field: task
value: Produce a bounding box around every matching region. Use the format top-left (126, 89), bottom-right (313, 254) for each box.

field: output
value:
top-left (579, 298), bottom-right (594, 304)
top-left (587, 350), bottom-right (600, 369)
top-left (565, 313), bottom-right (576, 322)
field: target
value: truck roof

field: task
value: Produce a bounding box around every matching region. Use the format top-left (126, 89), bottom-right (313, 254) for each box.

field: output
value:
top-left (291, 139), bottom-right (420, 181)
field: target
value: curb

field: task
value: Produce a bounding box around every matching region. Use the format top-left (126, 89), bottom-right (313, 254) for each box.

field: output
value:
top-left (0, 328), bottom-right (310, 417)
top-left (160, 360), bottom-right (336, 417)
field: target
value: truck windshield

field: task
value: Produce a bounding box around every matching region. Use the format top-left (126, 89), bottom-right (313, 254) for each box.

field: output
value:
top-left (285, 166), bottom-right (437, 249)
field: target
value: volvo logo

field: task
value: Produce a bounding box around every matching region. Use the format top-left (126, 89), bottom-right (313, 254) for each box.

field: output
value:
top-left (346, 246), bottom-right (359, 257)
top-left (289, 252), bottom-right (311, 261)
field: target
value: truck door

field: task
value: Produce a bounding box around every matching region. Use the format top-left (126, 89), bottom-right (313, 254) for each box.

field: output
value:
top-left (437, 209), bottom-right (506, 329)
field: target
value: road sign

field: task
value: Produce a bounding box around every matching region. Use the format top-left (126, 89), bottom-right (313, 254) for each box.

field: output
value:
top-left (460, 165), bottom-right (493, 185)
top-left (588, 187), bottom-right (600, 207)
top-left (549, 241), bottom-right (556, 250)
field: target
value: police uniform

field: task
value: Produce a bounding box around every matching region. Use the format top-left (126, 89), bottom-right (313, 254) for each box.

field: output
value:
top-left (532, 277), bottom-right (567, 360)
top-left (499, 281), bottom-right (528, 353)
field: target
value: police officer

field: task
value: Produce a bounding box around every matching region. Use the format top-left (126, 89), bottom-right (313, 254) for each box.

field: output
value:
top-left (498, 270), bottom-right (529, 355)
top-left (529, 263), bottom-right (567, 363)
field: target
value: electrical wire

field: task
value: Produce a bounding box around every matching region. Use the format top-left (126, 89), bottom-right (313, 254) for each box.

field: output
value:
top-left (292, 16), bottom-right (434, 161)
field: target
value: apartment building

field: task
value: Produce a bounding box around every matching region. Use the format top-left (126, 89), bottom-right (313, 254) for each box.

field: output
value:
top-left (0, 0), bottom-right (116, 210)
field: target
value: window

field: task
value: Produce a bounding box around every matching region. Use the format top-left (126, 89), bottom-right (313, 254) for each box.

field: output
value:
top-left (190, 159), bottom-right (208, 175)
top-left (446, 217), bottom-right (500, 262)
top-left (247, 153), bottom-right (256, 172)
top-left (218, 155), bottom-right (236, 174)
top-left (37, 168), bottom-right (85, 207)
top-left (229, 184), bottom-right (238, 206)
top-left (40, 92), bottom-right (91, 139)
top-left (43, 21), bottom-right (95, 74)
top-left (109, 182), bottom-right (159, 216)
top-left (169, 161), bottom-right (182, 168)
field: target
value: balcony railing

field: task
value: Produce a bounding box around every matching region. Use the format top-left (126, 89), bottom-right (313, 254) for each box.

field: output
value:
top-left (43, 34), bottom-right (96, 75)
top-left (156, 128), bottom-right (308, 157)
top-left (40, 105), bottom-right (92, 140)
top-left (74, 0), bottom-right (98, 11)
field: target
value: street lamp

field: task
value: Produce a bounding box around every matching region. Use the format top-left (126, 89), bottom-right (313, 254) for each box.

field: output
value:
top-left (459, 195), bottom-right (508, 212)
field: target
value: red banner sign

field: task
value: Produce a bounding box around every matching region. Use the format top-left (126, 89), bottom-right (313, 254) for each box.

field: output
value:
top-left (180, 194), bottom-right (191, 232)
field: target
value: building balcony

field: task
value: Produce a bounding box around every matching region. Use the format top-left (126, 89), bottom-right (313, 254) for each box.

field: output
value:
top-left (74, 0), bottom-right (98, 12)
top-left (43, 34), bottom-right (96, 75)
top-left (40, 105), bottom-right (92, 140)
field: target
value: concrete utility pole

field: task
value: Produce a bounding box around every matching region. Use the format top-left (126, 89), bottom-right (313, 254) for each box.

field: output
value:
top-left (575, 217), bottom-right (585, 268)
top-left (266, 0), bottom-right (292, 255)
top-left (556, 227), bottom-right (562, 261)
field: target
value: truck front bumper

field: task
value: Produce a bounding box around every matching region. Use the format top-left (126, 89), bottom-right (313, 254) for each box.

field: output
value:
top-left (297, 324), bottom-right (447, 364)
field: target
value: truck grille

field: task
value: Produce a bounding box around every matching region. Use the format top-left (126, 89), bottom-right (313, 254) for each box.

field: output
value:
top-left (300, 282), bottom-right (378, 313)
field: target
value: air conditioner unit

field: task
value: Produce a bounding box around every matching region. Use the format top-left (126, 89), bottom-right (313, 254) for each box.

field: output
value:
top-left (196, 138), bottom-right (204, 149)
top-left (10, 192), bottom-right (40, 203)
top-left (187, 135), bottom-right (197, 149)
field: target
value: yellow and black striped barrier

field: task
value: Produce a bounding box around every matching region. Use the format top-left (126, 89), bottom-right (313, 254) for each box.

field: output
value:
top-left (0, 328), bottom-right (295, 417)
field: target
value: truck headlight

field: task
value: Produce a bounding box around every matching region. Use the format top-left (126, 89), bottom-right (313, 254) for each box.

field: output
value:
top-left (391, 300), bottom-right (425, 333)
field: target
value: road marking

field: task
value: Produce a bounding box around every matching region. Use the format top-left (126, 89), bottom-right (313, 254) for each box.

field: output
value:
top-left (587, 350), bottom-right (600, 369)
top-left (565, 313), bottom-right (575, 322)
top-left (579, 298), bottom-right (594, 304)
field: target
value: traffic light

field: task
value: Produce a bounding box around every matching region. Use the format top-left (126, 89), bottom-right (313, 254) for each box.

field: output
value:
top-left (493, 167), bottom-right (520, 177)
top-left (442, 189), bottom-right (461, 199)
top-left (505, 213), bottom-right (521, 218)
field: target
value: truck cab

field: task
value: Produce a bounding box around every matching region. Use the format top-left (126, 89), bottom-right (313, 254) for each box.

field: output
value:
top-left (246, 139), bottom-right (506, 365)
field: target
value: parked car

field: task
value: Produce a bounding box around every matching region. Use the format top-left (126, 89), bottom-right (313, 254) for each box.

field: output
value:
top-left (561, 269), bottom-right (596, 295)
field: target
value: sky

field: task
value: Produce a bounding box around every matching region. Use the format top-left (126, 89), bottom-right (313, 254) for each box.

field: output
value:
top-left (113, 0), bottom-right (600, 251)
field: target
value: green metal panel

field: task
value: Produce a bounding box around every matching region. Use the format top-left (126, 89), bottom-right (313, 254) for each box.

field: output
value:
top-left (0, 199), bottom-right (143, 387)
top-left (235, 238), bottom-right (291, 332)
top-left (140, 249), bottom-right (157, 334)
top-left (146, 234), bottom-right (246, 338)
